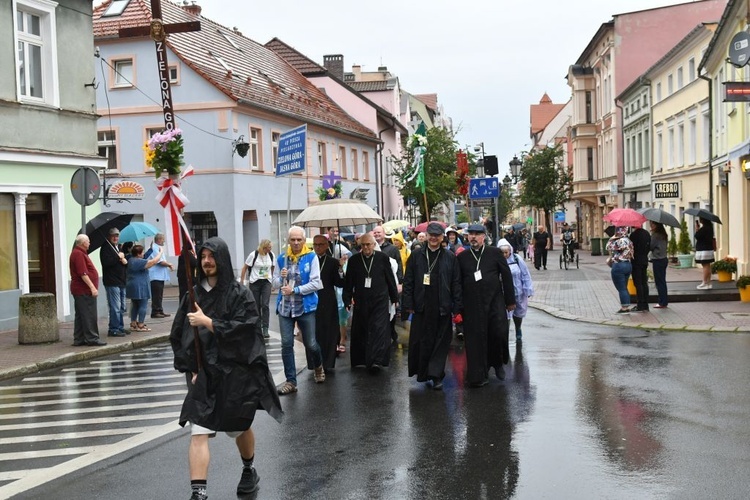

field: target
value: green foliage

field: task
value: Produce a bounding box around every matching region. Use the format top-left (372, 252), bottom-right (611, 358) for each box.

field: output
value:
top-left (497, 185), bottom-right (515, 225)
top-left (515, 146), bottom-right (571, 229)
top-left (737, 275), bottom-right (750, 289)
top-left (392, 126), bottom-right (460, 222)
top-left (667, 226), bottom-right (678, 257)
top-left (677, 219), bottom-right (692, 255)
top-left (456, 210), bottom-right (469, 224)
top-left (711, 257), bottom-right (737, 274)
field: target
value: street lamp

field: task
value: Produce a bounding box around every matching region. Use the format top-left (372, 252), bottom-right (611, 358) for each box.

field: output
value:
top-left (473, 142), bottom-right (485, 177)
top-left (508, 155), bottom-right (522, 184)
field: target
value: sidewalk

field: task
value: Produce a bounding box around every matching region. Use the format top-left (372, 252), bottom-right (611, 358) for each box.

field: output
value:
top-left (1, 255), bottom-right (749, 382)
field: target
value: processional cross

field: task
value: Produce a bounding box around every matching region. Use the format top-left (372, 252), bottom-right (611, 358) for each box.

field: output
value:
top-left (118, 0), bottom-right (201, 130)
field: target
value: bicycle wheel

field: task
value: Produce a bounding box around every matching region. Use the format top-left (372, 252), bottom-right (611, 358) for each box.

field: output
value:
top-left (563, 252), bottom-right (569, 270)
top-left (559, 253), bottom-right (563, 269)
top-left (575, 253), bottom-right (579, 269)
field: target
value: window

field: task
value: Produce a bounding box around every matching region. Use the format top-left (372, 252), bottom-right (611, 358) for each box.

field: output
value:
top-left (102, 0), bottom-right (130, 16)
top-left (689, 118), bottom-right (697, 165)
top-left (98, 130), bottom-right (118, 171)
top-left (362, 151), bottom-right (370, 181)
top-left (338, 146), bottom-right (346, 177)
top-left (637, 132), bottom-right (642, 170)
top-left (249, 127), bottom-right (260, 170)
top-left (317, 142), bottom-right (326, 176)
top-left (0, 194), bottom-right (18, 291)
top-left (586, 147), bottom-right (594, 180)
top-left (656, 132), bottom-right (663, 171)
top-left (585, 91), bottom-right (592, 123)
top-left (14, 0), bottom-right (59, 106)
top-left (113, 59), bottom-right (134, 87)
top-left (169, 64), bottom-right (179, 84)
top-left (625, 137), bottom-right (631, 171)
top-left (271, 132), bottom-right (280, 170)
top-left (656, 82), bottom-right (662, 102)
top-left (351, 149), bottom-right (358, 180)
top-left (677, 124), bottom-right (684, 167)
top-left (677, 67), bottom-right (684, 90)
top-left (668, 128), bottom-right (675, 169)
top-left (667, 74), bottom-right (673, 95)
top-left (688, 58), bottom-right (696, 82)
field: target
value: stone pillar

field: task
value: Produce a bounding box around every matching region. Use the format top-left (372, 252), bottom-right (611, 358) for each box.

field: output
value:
top-left (18, 293), bottom-right (59, 344)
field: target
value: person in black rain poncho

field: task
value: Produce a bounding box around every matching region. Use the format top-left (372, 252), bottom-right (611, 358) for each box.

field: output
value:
top-left (170, 237), bottom-right (282, 500)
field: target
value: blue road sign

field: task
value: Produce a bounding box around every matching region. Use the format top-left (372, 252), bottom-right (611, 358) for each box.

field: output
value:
top-left (275, 124), bottom-right (307, 176)
top-left (469, 177), bottom-right (499, 199)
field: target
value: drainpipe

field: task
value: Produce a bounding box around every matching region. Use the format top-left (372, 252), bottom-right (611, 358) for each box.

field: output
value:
top-left (698, 73), bottom-right (713, 212)
top-left (376, 117), bottom-right (397, 218)
top-left (614, 99), bottom-right (625, 208)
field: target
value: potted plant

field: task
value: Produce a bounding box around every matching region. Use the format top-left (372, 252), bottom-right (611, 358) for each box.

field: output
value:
top-left (710, 256), bottom-right (737, 282)
top-left (667, 226), bottom-right (678, 265)
top-left (737, 275), bottom-right (750, 302)
top-left (676, 219), bottom-right (693, 269)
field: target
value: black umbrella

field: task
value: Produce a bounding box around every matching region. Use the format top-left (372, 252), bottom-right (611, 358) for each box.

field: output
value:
top-left (683, 208), bottom-right (722, 224)
top-left (81, 211), bottom-right (134, 253)
top-left (637, 207), bottom-right (680, 228)
top-left (512, 222), bottom-right (526, 230)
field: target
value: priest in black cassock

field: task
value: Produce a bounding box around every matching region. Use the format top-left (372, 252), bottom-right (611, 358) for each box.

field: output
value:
top-left (311, 235), bottom-right (346, 371)
top-left (342, 233), bottom-right (399, 370)
top-left (456, 224), bottom-right (516, 387)
top-left (402, 222), bottom-right (462, 390)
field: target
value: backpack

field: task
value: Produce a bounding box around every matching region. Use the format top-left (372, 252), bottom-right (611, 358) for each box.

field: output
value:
top-left (249, 250), bottom-right (275, 271)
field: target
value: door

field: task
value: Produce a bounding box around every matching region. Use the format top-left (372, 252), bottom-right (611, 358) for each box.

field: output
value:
top-left (26, 194), bottom-right (56, 294)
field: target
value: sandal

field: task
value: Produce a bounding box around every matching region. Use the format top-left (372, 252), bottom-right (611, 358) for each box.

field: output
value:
top-left (277, 381), bottom-right (297, 395)
top-left (314, 365), bottom-right (326, 383)
top-left (336, 344), bottom-right (346, 353)
top-left (130, 322), bottom-right (138, 331)
top-left (136, 323), bottom-right (152, 332)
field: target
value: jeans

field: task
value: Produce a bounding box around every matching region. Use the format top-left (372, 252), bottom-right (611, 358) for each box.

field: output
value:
top-left (248, 280), bottom-right (271, 331)
top-left (651, 258), bottom-right (669, 306)
top-left (131, 298), bottom-right (148, 324)
top-left (105, 286), bottom-right (126, 334)
top-left (610, 260), bottom-right (632, 307)
top-left (278, 311), bottom-right (321, 386)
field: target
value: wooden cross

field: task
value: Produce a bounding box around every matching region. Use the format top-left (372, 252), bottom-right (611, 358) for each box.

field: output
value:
top-left (118, 0), bottom-right (200, 131)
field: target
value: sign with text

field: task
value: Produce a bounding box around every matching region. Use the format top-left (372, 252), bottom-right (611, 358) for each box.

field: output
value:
top-left (275, 124), bottom-right (307, 176)
top-left (469, 177), bottom-right (499, 199)
top-left (654, 181), bottom-right (680, 199)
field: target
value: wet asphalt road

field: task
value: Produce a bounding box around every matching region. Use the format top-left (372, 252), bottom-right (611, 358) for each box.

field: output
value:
top-left (15, 312), bottom-right (750, 499)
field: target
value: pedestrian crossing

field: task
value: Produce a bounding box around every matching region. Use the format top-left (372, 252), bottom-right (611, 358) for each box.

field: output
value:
top-left (0, 337), bottom-right (284, 498)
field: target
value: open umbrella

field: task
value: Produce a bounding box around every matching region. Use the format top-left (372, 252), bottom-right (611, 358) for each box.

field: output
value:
top-left (603, 208), bottom-right (646, 227)
top-left (293, 198), bottom-right (382, 228)
top-left (119, 221), bottom-right (160, 243)
top-left (684, 208), bottom-right (722, 224)
top-left (382, 219), bottom-right (410, 231)
top-left (82, 211), bottom-right (134, 253)
top-left (512, 222), bottom-right (526, 230)
top-left (414, 220), bottom-right (447, 233)
top-left (636, 207), bottom-right (680, 228)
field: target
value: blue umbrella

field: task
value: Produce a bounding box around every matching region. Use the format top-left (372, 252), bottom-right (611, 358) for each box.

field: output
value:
top-left (119, 221), bottom-right (159, 243)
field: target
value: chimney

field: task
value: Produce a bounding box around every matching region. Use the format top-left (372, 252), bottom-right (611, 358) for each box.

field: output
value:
top-left (233, 26), bottom-right (242, 36)
top-left (182, 1), bottom-right (202, 16)
top-left (323, 54), bottom-right (344, 80)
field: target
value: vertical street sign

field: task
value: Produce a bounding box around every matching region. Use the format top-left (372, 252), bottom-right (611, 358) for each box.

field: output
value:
top-left (275, 125), bottom-right (307, 176)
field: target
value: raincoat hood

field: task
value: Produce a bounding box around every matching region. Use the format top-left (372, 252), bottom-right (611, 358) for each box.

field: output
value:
top-left (197, 237), bottom-right (235, 290)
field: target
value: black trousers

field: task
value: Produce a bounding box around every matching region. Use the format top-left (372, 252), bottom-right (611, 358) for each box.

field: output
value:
top-left (631, 263), bottom-right (649, 309)
top-left (533, 246), bottom-right (548, 269)
top-left (150, 280), bottom-right (165, 315)
top-left (73, 294), bottom-right (100, 344)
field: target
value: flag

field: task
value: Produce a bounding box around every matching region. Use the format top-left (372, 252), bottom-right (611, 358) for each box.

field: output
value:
top-left (406, 122), bottom-right (427, 194)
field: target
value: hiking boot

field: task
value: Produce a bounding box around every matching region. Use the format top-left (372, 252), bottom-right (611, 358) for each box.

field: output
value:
top-left (237, 466), bottom-right (259, 495)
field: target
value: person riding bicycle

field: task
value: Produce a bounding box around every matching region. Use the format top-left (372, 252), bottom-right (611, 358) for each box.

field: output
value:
top-left (560, 222), bottom-right (576, 260)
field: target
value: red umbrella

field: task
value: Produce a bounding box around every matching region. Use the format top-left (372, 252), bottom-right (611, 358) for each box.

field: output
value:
top-left (414, 220), bottom-right (447, 233)
top-left (603, 208), bottom-right (646, 227)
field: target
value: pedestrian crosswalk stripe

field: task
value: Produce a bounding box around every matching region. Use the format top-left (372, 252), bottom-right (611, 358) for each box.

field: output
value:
top-left (22, 366), bottom-right (175, 381)
top-left (0, 400), bottom-right (183, 420)
top-left (0, 389), bottom-right (186, 410)
top-left (0, 412), bottom-right (179, 431)
top-left (0, 380), bottom-right (186, 400)
top-left (0, 426), bottom-right (164, 445)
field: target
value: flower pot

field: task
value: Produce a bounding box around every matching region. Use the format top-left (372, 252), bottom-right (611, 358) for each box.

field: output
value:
top-left (627, 276), bottom-right (636, 296)
top-left (739, 286), bottom-right (750, 303)
top-left (677, 254), bottom-right (694, 269)
top-left (716, 270), bottom-right (733, 282)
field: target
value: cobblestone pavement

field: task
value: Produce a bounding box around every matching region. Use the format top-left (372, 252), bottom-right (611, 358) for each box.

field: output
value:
top-left (1, 251), bottom-right (748, 381)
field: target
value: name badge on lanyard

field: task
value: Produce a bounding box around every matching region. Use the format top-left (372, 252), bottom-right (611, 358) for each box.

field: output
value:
top-left (364, 277), bottom-right (372, 288)
top-left (423, 274), bottom-right (431, 286)
top-left (474, 270), bottom-right (482, 281)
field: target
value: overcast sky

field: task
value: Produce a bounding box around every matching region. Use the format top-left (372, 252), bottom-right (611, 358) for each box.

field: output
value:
top-left (186, 0), bottom-right (695, 174)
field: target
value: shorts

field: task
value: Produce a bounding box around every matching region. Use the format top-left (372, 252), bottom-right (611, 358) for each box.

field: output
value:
top-left (191, 423), bottom-right (244, 439)
top-left (695, 250), bottom-right (715, 263)
top-left (338, 306), bottom-right (349, 327)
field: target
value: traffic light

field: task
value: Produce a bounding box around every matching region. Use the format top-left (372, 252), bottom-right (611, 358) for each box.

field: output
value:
top-left (484, 155), bottom-right (499, 176)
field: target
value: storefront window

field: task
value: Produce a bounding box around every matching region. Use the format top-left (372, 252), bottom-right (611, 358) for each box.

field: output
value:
top-left (0, 194), bottom-right (18, 290)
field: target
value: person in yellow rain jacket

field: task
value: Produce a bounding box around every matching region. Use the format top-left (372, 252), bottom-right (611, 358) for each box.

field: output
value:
top-left (389, 230), bottom-right (410, 275)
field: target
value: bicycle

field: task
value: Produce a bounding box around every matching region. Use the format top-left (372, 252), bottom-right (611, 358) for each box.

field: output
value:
top-left (559, 241), bottom-right (579, 270)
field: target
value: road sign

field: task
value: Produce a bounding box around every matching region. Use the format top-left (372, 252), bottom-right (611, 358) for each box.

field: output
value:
top-left (70, 167), bottom-right (101, 206)
top-left (275, 124), bottom-right (307, 176)
top-left (469, 177), bottom-right (499, 199)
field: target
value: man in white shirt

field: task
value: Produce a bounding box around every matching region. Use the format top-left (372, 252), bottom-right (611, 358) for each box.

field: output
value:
top-left (149, 233), bottom-right (174, 318)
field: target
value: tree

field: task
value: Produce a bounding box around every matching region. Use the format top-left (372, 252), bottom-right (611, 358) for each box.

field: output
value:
top-left (677, 219), bottom-right (692, 255)
top-left (515, 146), bottom-right (571, 231)
top-left (392, 126), bottom-right (460, 222)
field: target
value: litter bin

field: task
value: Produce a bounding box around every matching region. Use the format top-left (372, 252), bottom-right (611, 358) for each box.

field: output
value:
top-left (590, 237), bottom-right (601, 256)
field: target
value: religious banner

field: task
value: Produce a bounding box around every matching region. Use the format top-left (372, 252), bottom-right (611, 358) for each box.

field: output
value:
top-left (155, 166), bottom-right (194, 256)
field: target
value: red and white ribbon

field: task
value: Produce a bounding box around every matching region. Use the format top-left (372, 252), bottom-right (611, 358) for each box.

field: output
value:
top-left (155, 166), bottom-right (194, 256)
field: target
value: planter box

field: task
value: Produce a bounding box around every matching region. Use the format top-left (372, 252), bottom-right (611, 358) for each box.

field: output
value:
top-left (677, 254), bottom-right (694, 269)
top-left (716, 270), bottom-right (733, 282)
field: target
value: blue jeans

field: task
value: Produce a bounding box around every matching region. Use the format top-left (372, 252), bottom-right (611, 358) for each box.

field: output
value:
top-left (130, 298), bottom-right (148, 324)
top-left (105, 286), bottom-right (126, 334)
top-left (610, 261), bottom-right (632, 307)
top-left (278, 311), bottom-right (321, 386)
top-left (651, 258), bottom-right (669, 306)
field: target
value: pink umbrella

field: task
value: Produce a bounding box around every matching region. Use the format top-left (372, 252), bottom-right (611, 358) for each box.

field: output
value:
top-left (603, 208), bottom-right (647, 227)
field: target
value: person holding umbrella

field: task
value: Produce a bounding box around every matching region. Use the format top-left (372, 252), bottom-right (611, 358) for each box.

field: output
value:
top-left (694, 217), bottom-right (715, 289)
top-left (649, 222), bottom-right (669, 308)
top-left (605, 227), bottom-right (634, 314)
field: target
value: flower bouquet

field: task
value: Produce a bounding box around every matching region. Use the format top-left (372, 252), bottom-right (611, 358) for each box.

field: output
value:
top-left (143, 128), bottom-right (184, 178)
top-left (316, 182), bottom-right (342, 201)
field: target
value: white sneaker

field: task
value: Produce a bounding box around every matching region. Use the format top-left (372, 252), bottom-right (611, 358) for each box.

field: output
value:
top-left (704, 284), bottom-right (712, 290)
top-left (696, 283), bottom-right (707, 289)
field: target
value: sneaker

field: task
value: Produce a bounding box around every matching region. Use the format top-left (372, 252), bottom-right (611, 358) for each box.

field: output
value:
top-left (696, 283), bottom-right (706, 289)
top-left (703, 284), bottom-right (712, 290)
top-left (237, 466), bottom-right (259, 495)
top-left (189, 490), bottom-right (207, 500)
top-left (654, 304), bottom-right (668, 309)
top-left (615, 309), bottom-right (630, 314)
top-left (314, 365), bottom-right (326, 383)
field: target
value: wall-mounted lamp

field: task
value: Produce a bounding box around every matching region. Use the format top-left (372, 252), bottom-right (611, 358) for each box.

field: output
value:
top-left (232, 135), bottom-right (250, 158)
